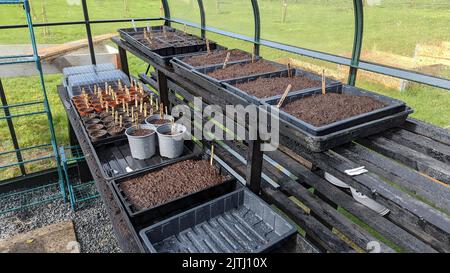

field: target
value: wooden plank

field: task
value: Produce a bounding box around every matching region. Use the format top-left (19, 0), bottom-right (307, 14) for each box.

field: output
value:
top-left (402, 118), bottom-right (450, 146)
top-left (0, 221), bottom-right (79, 253)
top-left (383, 129), bottom-right (450, 164)
top-left (358, 136), bottom-right (450, 185)
top-left (278, 234), bottom-right (321, 253)
top-left (281, 180), bottom-right (395, 253)
top-left (266, 148), bottom-right (438, 253)
top-left (280, 134), bottom-right (450, 252)
top-left (335, 143), bottom-right (450, 212)
top-left (39, 33), bottom-right (117, 60)
top-left (262, 187), bottom-right (354, 253)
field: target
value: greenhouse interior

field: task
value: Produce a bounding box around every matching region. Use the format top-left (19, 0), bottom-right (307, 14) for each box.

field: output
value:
top-left (0, 0), bottom-right (449, 258)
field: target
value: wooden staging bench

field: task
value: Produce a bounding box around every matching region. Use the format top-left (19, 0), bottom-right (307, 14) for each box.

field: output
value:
top-left (57, 36), bottom-right (450, 253)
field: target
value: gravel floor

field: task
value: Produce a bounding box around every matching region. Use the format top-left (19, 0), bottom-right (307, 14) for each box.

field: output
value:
top-left (0, 198), bottom-right (121, 253)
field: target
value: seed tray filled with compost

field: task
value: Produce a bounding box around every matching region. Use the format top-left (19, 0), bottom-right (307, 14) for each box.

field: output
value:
top-left (112, 156), bottom-right (240, 228)
top-left (94, 138), bottom-right (201, 181)
top-left (139, 188), bottom-right (297, 253)
top-left (190, 59), bottom-right (289, 92)
top-left (265, 84), bottom-right (409, 136)
top-left (70, 81), bottom-right (155, 146)
top-left (172, 49), bottom-right (255, 70)
top-left (118, 26), bottom-right (218, 66)
top-left (223, 68), bottom-right (341, 105)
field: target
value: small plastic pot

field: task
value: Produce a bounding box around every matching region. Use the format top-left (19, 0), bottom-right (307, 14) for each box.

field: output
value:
top-left (78, 107), bottom-right (94, 117)
top-left (81, 113), bottom-right (99, 122)
top-left (145, 114), bottom-right (174, 130)
top-left (89, 129), bottom-right (107, 142)
top-left (86, 123), bottom-right (105, 132)
top-left (84, 118), bottom-right (101, 126)
top-left (108, 126), bottom-right (125, 136)
top-left (350, 188), bottom-right (390, 216)
top-left (156, 123), bottom-right (187, 159)
top-left (125, 124), bottom-right (156, 160)
top-left (102, 115), bottom-right (114, 124)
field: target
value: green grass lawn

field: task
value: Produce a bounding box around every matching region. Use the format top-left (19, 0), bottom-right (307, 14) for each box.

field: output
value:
top-left (0, 0), bottom-right (449, 180)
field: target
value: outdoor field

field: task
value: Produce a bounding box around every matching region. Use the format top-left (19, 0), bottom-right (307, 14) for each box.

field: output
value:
top-left (0, 0), bottom-right (449, 179)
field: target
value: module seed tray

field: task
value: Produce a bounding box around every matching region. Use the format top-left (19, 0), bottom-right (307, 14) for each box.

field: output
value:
top-left (139, 188), bottom-right (297, 253)
top-left (265, 84), bottom-right (408, 136)
top-left (95, 138), bottom-right (201, 181)
top-left (222, 68), bottom-right (342, 105)
top-left (118, 26), bottom-right (218, 66)
top-left (112, 156), bottom-right (240, 228)
top-left (190, 59), bottom-right (289, 93)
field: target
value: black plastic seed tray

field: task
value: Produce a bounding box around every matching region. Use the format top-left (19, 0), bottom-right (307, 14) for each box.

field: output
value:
top-left (112, 155), bottom-right (240, 228)
top-left (118, 26), bottom-right (218, 66)
top-left (172, 48), bottom-right (257, 71)
top-left (189, 59), bottom-right (289, 93)
top-left (265, 84), bottom-right (407, 136)
top-left (278, 107), bottom-right (414, 152)
top-left (139, 188), bottom-right (297, 253)
top-left (95, 138), bottom-right (201, 181)
top-left (222, 68), bottom-right (342, 106)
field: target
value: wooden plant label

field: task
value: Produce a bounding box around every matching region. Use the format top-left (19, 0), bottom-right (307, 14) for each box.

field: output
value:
top-left (222, 52), bottom-right (231, 69)
top-left (277, 84), bottom-right (293, 109)
top-left (206, 38), bottom-right (211, 53)
top-left (322, 69), bottom-right (326, 95)
top-left (210, 144), bottom-right (215, 166)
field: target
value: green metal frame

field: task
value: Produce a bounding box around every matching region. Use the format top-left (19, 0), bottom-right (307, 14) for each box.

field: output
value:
top-left (0, 0), bottom-right (64, 213)
top-left (60, 146), bottom-right (98, 211)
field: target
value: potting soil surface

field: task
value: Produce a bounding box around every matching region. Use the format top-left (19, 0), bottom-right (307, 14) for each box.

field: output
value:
top-left (282, 93), bottom-right (386, 127)
top-left (120, 160), bottom-right (228, 211)
top-left (129, 128), bottom-right (154, 136)
top-left (184, 49), bottom-right (252, 67)
top-left (149, 119), bottom-right (172, 125)
top-left (234, 75), bottom-right (321, 98)
top-left (206, 60), bottom-right (280, 81)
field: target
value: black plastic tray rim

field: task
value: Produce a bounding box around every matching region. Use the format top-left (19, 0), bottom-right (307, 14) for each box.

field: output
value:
top-left (192, 59), bottom-right (290, 87)
top-left (139, 187), bottom-right (297, 253)
top-left (222, 68), bottom-right (342, 106)
top-left (112, 155), bottom-right (238, 226)
top-left (264, 84), bottom-right (407, 136)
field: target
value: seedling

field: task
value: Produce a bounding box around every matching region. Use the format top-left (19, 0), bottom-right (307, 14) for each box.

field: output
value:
top-left (287, 63), bottom-right (292, 77)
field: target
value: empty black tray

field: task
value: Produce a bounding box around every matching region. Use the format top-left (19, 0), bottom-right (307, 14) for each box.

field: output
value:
top-left (112, 155), bottom-right (241, 228)
top-left (223, 68), bottom-right (342, 105)
top-left (139, 188), bottom-right (297, 253)
top-left (265, 84), bottom-right (407, 136)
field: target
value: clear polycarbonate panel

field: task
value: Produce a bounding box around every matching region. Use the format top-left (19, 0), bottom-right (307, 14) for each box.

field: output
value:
top-left (87, 0), bottom-right (161, 20)
top-left (167, 0), bottom-right (201, 25)
top-left (361, 0), bottom-right (450, 79)
top-left (198, 0), bottom-right (255, 37)
top-left (355, 70), bottom-right (450, 128)
top-left (259, 0), bottom-right (354, 57)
